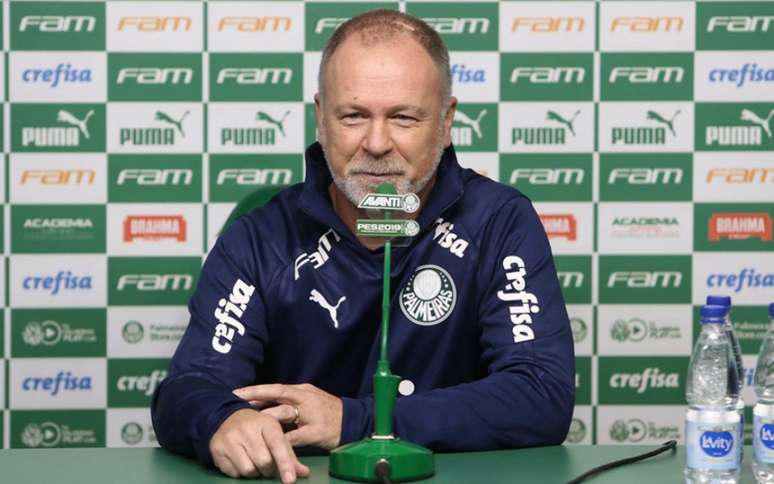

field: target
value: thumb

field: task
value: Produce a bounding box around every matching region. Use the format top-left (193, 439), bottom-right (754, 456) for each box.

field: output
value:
top-left (286, 426), bottom-right (318, 448)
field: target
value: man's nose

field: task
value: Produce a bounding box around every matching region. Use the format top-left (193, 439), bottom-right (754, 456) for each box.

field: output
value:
top-left (362, 119), bottom-right (393, 158)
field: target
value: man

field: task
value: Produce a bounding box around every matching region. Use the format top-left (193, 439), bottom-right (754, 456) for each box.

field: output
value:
top-left (152, 9), bottom-right (574, 484)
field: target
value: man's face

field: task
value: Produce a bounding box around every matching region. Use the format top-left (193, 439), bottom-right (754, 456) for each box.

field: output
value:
top-left (315, 33), bottom-right (456, 206)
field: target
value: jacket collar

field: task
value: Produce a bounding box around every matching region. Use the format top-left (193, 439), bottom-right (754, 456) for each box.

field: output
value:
top-left (299, 142), bottom-right (465, 243)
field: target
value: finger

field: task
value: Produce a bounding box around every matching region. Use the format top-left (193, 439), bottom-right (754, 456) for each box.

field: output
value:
top-left (243, 439), bottom-right (276, 478)
top-left (286, 426), bottom-right (319, 448)
top-left (262, 423), bottom-right (298, 484)
top-left (215, 452), bottom-right (241, 479)
top-left (261, 404), bottom-right (298, 424)
top-left (232, 444), bottom-right (260, 478)
top-left (234, 384), bottom-right (303, 404)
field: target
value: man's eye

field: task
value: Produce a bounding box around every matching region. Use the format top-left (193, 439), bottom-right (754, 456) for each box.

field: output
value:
top-left (394, 115), bottom-right (417, 122)
top-left (343, 113), bottom-right (364, 120)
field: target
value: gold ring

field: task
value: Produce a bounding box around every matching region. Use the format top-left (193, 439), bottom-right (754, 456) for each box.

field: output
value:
top-left (292, 406), bottom-right (300, 425)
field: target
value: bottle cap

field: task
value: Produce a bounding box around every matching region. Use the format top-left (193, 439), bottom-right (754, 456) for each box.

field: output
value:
top-left (770, 303), bottom-right (774, 318)
top-left (701, 305), bottom-right (727, 324)
top-left (706, 295), bottom-right (732, 309)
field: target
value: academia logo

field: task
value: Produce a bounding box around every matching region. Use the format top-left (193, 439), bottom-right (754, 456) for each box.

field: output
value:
top-left (209, 154), bottom-right (302, 203)
top-left (109, 54), bottom-right (201, 101)
top-left (210, 53), bottom-right (302, 101)
top-left (502, 54), bottom-right (592, 101)
top-left (12, 2), bottom-right (105, 50)
top-left (600, 154), bottom-right (691, 201)
top-left (610, 216), bottom-right (681, 241)
top-left (451, 104), bottom-right (497, 151)
top-left (695, 204), bottom-right (774, 251)
top-left (599, 357), bottom-right (686, 404)
top-left (13, 104), bottom-right (105, 152)
top-left (11, 205), bottom-right (105, 253)
top-left (539, 214), bottom-right (577, 241)
top-left (554, 256), bottom-right (591, 304)
top-left (123, 215), bottom-right (186, 243)
top-left (109, 257), bottom-right (200, 305)
top-left (600, 256), bottom-right (691, 304)
top-left (108, 359), bottom-right (169, 407)
top-left (502, 155), bottom-right (592, 202)
top-left (696, 103), bottom-right (774, 151)
top-left (602, 53), bottom-right (693, 101)
top-left (698, 2), bottom-right (774, 50)
top-left (109, 155), bottom-right (200, 203)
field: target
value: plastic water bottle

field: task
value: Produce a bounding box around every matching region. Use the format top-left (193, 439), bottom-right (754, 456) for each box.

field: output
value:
top-left (752, 303), bottom-right (774, 483)
top-left (685, 305), bottom-right (742, 484)
top-left (707, 295), bottom-right (745, 454)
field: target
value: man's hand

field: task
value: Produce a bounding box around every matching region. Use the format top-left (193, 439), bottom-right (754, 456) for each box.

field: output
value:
top-left (209, 408), bottom-right (310, 482)
top-left (233, 383), bottom-right (343, 450)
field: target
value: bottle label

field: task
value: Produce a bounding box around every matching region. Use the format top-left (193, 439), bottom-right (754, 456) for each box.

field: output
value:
top-left (754, 415), bottom-right (774, 463)
top-left (686, 416), bottom-right (741, 471)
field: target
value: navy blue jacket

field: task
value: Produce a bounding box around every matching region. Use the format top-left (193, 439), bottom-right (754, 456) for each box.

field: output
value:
top-left (151, 142), bottom-right (575, 466)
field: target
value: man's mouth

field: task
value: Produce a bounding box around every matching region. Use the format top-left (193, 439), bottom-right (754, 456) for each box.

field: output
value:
top-left (352, 172), bottom-right (404, 184)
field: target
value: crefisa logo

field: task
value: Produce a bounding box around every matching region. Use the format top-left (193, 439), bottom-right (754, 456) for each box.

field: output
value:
top-left (23, 270), bottom-right (92, 295)
top-left (700, 430), bottom-right (734, 457)
top-left (22, 63), bottom-right (93, 88)
top-left (22, 370), bottom-right (92, 396)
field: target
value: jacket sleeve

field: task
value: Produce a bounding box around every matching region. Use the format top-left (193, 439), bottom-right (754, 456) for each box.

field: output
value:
top-left (151, 217), bottom-right (271, 466)
top-left (339, 196), bottom-right (575, 450)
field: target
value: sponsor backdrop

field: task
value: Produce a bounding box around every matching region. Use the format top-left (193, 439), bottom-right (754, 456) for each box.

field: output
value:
top-left (0, 0), bottom-right (771, 451)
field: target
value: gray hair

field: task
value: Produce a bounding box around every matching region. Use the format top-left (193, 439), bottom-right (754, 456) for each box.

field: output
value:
top-left (317, 9), bottom-right (452, 113)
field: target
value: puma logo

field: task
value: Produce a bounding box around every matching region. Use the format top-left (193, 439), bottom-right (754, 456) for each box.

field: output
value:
top-left (57, 109), bottom-right (94, 139)
top-left (546, 110), bottom-right (580, 137)
top-left (309, 289), bottom-right (346, 329)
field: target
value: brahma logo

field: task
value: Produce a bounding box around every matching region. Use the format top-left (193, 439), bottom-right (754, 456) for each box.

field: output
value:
top-left (709, 63), bottom-right (774, 88)
top-left (611, 109), bottom-right (680, 146)
top-left (610, 17), bottom-right (684, 32)
top-left (540, 214), bottom-right (577, 241)
top-left (21, 169), bottom-right (95, 185)
top-left (701, 431), bottom-right (734, 457)
top-left (123, 215), bottom-right (186, 242)
top-left (221, 110), bottom-right (289, 146)
top-left (217, 17), bottom-right (292, 32)
top-left (22, 63), bottom-right (92, 88)
top-left (706, 268), bottom-right (774, 293)
top-left (511, 17), bottom-right (585, 32)
top-left (20, 16), bottom-right (96, 32)
top-left (708, 213), bottom-right (773, 241)
top-left (22, 371), bottom-right (92, 396)
top-left (117, 16), bottom-right (191, 32)
top-left (497, 256), bottom-right (540, 343)
top-left (705, 108), bottom-right (773, 147)
top-left (211, 278), bottom-right (255, 354)
top-left (21, 109), bottom-right (94, 148)
top-left (23, 271), bottom-right (92, 295)
top-left (609, 368), bottom-right (679, 394)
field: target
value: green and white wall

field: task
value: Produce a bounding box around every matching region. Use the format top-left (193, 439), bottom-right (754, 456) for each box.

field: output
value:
top-left (0, 0), bottom-right (772, 449)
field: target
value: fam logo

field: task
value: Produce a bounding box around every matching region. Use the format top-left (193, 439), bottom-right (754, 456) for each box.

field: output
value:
top-left (609, 418), bottom-right (680, 443)
top-left (21, 169), bottom-right (95, 186)
top-left (123, 215), bottom-right (187, 242)
top-left (607, 271), bottom-right (682, 289)
top-left (19, 16), bottom-right (96, 33)
top-left (510, 66), bottom-right (584, 84)
top-left (23, 270), bottom-right (92, 295)
top-left (122, 320), bottom-right (144, 344)
top-left (217, 17), bottom-right (292, 32)
top-left (117, 273), bottom-right (192, 292)
top-left (22, 370), bottom-right (92, 396)
top-left (22, 109), bottom-right (94, 148)
top-left (13, 3), bottom-right (105, 51)
top-left (117, 168), bottom-right (193, 187)
top-left (709, 63), bottom-right (774, 88)
top-left (706, 167), bottom-right (774, 184)
top-left (506, 163), bottom-right (589, 201)
top-left (116, 67), bottom-right (193, 86)
top-left (610, 318), bottom-right (681, 343)
top-left (221, 110), bottom-right (290, 147)
top-left (706, 16), bottom-right (774, 33)
top-left (704, 107), bottom-right (774, 148)
top-left (22, 320), bottom-right (97, 347)
top-left (708, 213), bottom-right (773, 242)
top-left (609, 66), bottom-right (683, 84)
top-left (540, 214), bottom-right (577, 241)
top-left (400, 265), bottom-right (457, 327)
top-left (610, 16), bottom-right (684, 32)
top-left (611, 109), bottom-right (680, 146)
top-left (707, 268), bottom-right (774, 293)
top-left (511, 17), bottom-right (585, 32)
top-left (216, 167), bottom-right (293, 187)
top-left (513, 109), bottom-right (581, 146)
top-left (120, 111), bottom-right (189, 147)
top-left (117, 16), bottom-right (192, 32)
top-left (216, 67), bottom-right (292, 85)
top-left (22, 63), bottom-right (92, 88)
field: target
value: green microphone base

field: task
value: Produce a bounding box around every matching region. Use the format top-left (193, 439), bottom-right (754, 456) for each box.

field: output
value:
top-left (329, 437), bottom-right (434, 482)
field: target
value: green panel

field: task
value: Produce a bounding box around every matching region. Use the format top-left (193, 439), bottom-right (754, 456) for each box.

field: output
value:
top-left (108, 53), bottom-right (202, 102)
top-left (108, 359), bottom-right (169, 408)
top-left (500, 154), bottom-right (592, 201)
top-left (11, 2), bottom-right (105, 51)
top-left (11, 103), bottom-right (105, 152)
top-left (694, 203), bottom-right (774, 251)
top-left (209, 154), bottom-right (302, 203)
top-left (451, 103), bottom-right (497, 152)
top-left (209, 53), bottom-right (303, 101)
top-left (599, 256), bottom-right (691, 304)
top-left (697, 2), bottom-right (774, 51)
top-left (108, 154), bottom-right (202, 203)
top-left (554, 256), bottom-right (591, 304)
top-left (501, 53), bottom-right (593, 101)
top-left (695, 103), bottom-right (774, 151)
top-left (575, 356), bottom-right (591, 405)
top-left (305, 2), bottom-right (398, 51)
top-left (599, 153), bottom-right (692, 201)
top-left (598, 356), bottom-right (688, 405)
top-left (108, 257), bottom-right (200, 306)
top-left (10, 410), bottom-right (105, 448)
top-left (601, 53), bottom-right (692, 101)
top-left (11, 309), bottom-right (106, 357)
top-left (406, 3), bottom-right (498, 51)
top-left (11, 205), bottom-right (105, 253)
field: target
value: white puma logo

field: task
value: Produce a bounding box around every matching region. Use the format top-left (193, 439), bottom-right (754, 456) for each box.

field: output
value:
top-left (309, 289), bottom-right (346, 329)
top-left (454, 109), bottom-right (487, 139)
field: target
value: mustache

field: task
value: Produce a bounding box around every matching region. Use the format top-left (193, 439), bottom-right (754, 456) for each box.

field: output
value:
top-left (345, 157), bottom-right (408, 176)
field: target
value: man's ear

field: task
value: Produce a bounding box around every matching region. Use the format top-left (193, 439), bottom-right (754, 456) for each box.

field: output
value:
top-left (314, 93), bottom-right (325, 144)
top-left (442, 96), bottom-right (458, 148)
